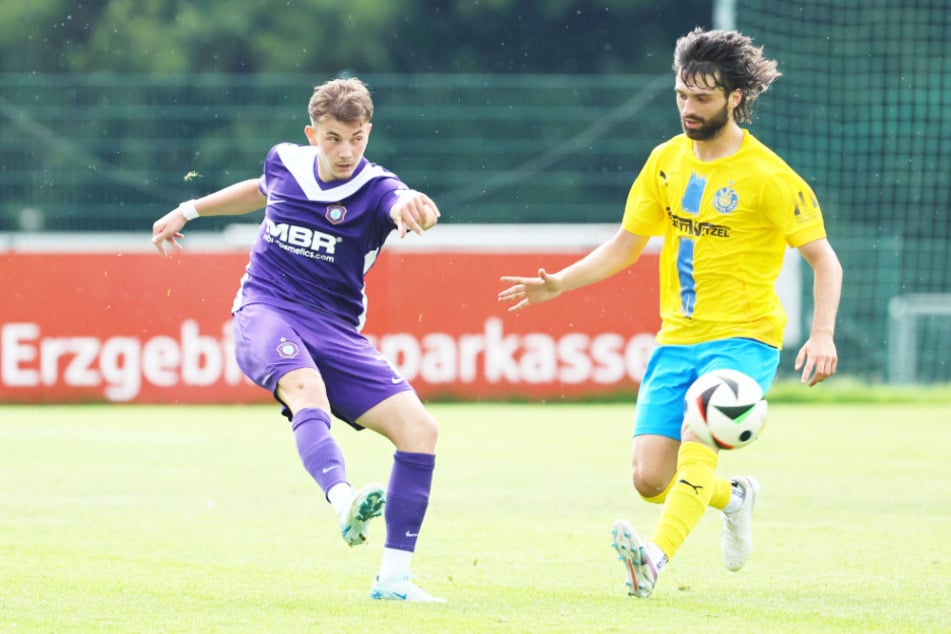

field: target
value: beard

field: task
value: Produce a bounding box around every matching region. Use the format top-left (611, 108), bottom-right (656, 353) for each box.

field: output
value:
top-left (682, 103), bottom-right (730, 140)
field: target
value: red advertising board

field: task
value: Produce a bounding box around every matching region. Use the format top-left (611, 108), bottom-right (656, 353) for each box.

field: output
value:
top-left (0, 231), bottom-right (660, 404)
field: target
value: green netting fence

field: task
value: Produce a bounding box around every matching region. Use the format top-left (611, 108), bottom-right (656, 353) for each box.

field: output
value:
top-left (735, 0), bottom-right (950, 382)
top-left (0, 73), bottom-right (674, 231)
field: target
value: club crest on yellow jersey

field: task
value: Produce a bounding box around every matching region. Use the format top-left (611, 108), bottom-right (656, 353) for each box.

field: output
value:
top-left (713, 186), bottom-right (739, 214)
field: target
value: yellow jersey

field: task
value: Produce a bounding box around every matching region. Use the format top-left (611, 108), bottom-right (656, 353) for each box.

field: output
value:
top-left (621, 131), bottom-right (827, 348)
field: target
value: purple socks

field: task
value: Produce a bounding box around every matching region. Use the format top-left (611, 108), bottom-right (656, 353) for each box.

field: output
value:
top-left (292, 409), bottom-right (435, 550)
top-left (384, 451), bottom-right (435, 552)
top-left (291, 408), bottom-right (348, 497)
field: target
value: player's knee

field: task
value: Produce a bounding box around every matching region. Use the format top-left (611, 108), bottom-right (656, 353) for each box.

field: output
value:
top-left (632, 469), bottom-right (670, 503)
top-left (413, 414), bottom-right (440, 448)
top-left (396, 413), bottom-right (439, 453)
top-left (277, 369), bottom-right (329, 411)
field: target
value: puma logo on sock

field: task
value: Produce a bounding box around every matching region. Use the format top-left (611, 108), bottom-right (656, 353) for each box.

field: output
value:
top-left (678, 479), bottom-right (704, 495)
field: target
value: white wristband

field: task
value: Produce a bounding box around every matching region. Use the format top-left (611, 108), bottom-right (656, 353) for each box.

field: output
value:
top-left (180, 200), bottom-right (200, 221)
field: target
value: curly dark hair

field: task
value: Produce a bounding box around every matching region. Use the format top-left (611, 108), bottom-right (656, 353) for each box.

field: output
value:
top-left (673, 27), bottom-right (781, 124)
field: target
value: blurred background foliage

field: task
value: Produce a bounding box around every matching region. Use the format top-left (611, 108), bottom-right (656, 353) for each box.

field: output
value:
top-left (0, 0), bottom-right (713, 231)
top-left (0, 0), bottom-right (708, 74)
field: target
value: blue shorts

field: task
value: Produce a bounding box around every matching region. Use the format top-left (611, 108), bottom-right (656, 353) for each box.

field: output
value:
top-left (633, 338), bottom-right (780, 440)
top-left (232, 302), bottom-right (413, 428)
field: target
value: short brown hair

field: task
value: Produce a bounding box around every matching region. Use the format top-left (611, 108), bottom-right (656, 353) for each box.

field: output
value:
top-left (308, 77), bottom-right (374, 125)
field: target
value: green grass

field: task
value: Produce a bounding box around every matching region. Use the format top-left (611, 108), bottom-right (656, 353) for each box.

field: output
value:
top-left (1, 402), bottom-right (949, 633)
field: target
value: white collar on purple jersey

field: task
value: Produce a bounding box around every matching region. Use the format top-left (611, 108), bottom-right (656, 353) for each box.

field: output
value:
top-left (275, 144), bottom-right (391, 203)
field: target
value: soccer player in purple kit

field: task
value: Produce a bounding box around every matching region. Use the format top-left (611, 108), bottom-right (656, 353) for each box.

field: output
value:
top-left (151, 77), bottom-right (446, 602)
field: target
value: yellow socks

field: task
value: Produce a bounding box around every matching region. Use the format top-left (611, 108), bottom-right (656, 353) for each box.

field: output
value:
top-left (651, 441), bottom-right (719, 559)
top-left (708, 473), bottom-right (734, 511)
top-left (642, 473), bottom-right (731, 508)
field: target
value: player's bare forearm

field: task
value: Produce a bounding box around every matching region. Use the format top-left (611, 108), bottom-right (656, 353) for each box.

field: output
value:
top-left (555, 228), bottom-right (648, 292)
top-left (498, 227), bottom-right (648, 312)
top-left (795, 238), bottom-right (843, 385)
top-left (151, 179), bottom-right (266, 257)
top-left (810, 257), bottom-right (842, 340)
top-left (190, 179), bottom-right (267, 218)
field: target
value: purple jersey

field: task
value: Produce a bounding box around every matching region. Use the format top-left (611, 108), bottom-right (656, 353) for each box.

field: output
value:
top-left (232, 143), bottom-right (406, 330)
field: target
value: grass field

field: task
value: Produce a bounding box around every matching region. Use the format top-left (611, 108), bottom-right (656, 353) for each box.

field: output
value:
top-left (1, 400), bottom-right (949, 633)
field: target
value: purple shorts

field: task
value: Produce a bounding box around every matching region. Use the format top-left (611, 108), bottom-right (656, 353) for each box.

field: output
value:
top-left (232, 302), bottom-right (413, 428)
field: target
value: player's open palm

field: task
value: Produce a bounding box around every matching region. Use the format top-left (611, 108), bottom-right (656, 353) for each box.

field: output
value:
top-left (498, 268), bottom-right (563, 312)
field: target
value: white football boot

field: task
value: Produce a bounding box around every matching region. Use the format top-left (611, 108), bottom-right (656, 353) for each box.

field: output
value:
top-left (721, 475), bottom-right (760, 571)
top-left (369, 570), bottom-right (447, 603)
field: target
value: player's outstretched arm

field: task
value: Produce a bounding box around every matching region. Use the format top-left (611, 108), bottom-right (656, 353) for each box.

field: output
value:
top-left (151, 179), bottom-right (266, 257)
top-left (499, 228), bottom-right (649, 312)
top-left (389, 189), bottom-right (440, 238)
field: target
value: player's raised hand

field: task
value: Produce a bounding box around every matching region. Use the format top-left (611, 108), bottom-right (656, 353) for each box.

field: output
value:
top-left (498, 268), bottom-right (563, 312)
top-left (390, 190), bottom-right (440, 238)
top-left (151, 208), bottom-right (188, 258)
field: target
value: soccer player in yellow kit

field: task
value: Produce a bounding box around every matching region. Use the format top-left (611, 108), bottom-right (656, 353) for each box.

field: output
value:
top-left (498, 27), bottom-right (842, 598)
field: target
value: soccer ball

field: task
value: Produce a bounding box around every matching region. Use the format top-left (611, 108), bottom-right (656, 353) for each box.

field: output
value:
top-left (683, 369), bottom-right (768, 450)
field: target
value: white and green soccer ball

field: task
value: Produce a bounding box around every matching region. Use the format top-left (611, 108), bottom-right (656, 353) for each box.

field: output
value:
top-left (684, 369), bottom-right (768, 450)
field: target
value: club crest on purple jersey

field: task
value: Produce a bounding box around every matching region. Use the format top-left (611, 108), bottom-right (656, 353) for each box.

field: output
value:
top-left (325, 204), bottom-right (348, 225)
top-left (276, 339), bottom-right (300, 359)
